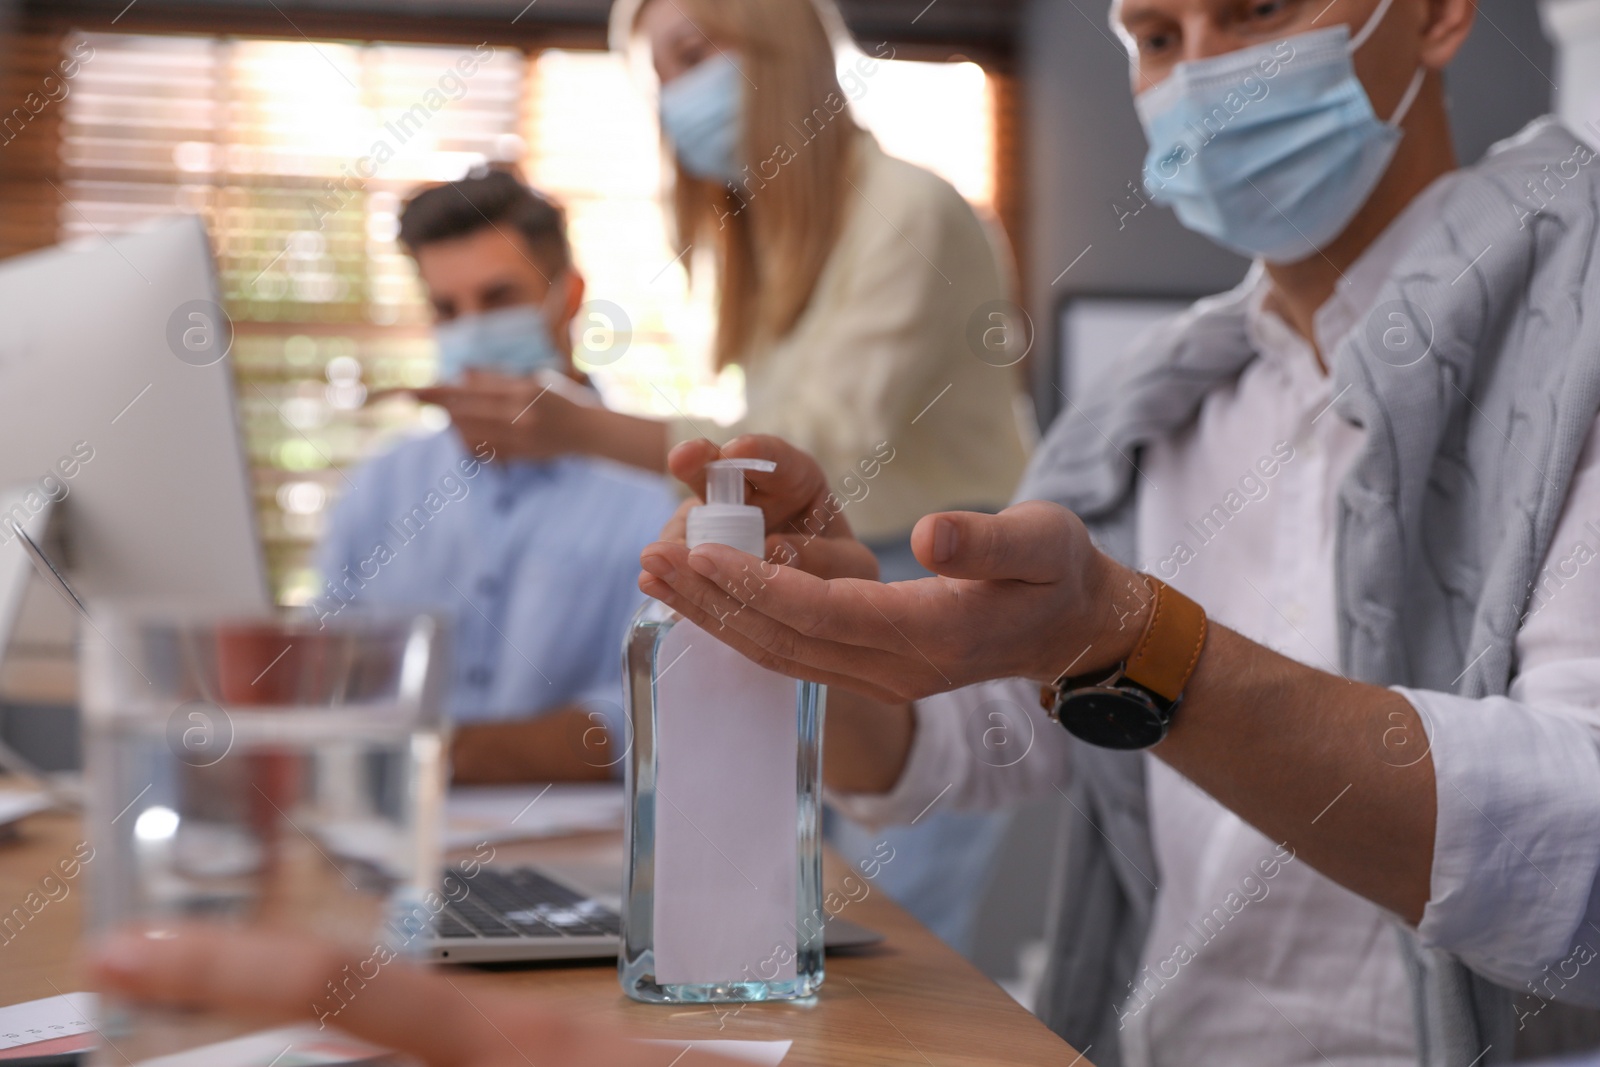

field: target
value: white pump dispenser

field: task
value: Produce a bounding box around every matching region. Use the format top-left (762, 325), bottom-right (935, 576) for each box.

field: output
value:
top-left (685, 459), bottom-right (775, 558)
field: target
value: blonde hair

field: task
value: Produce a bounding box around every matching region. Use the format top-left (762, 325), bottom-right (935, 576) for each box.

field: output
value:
top-left (616, 0), bottom-right (863, 368)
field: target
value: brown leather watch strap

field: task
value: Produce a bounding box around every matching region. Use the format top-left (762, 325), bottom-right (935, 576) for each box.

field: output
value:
top-left (1123, 576), bottom-right (1208, 703)
top-left (1039, 575), bottom-right (1209, 712)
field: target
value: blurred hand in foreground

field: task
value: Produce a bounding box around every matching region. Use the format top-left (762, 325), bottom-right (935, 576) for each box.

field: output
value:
top-left (90, 925), bottom-right (741, 1067)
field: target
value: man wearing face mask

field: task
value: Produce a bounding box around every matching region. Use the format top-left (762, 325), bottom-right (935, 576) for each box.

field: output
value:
top-left (76, 1), bottom-right (1600, 1057)
top-left (635, 0), bottom-right (1600, 1063)
top-left (316, 170), bottom-right (679, 783)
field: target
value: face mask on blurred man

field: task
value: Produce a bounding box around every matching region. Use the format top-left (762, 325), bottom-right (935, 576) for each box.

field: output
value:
top-left (1135, 0), bottom-right (1425, 263)
top-left (433, 276), bottom-right (570, 382)
top-left (658, 53), bottom-right (744, 184)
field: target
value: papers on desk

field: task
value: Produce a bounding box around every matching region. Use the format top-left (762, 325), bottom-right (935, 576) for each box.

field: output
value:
top-left (641, 1039), bottom-right (791, 1065)
top-left (0, 994), bottom-right (790, 1065)
top-left (444, 783), bottom-right (624, 850)
top-left (0, 991), bottom-right (96, 1053)
top-left (130, 1026), bottom-right (390, 1066)
top-left (145, 1035), bottom-right (791, 1067)
top-left (0, 995), bottom-right (385, 1064)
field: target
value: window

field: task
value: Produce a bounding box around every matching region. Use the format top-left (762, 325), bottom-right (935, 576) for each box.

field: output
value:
top-left (59, 32), bottom-right (995, 604)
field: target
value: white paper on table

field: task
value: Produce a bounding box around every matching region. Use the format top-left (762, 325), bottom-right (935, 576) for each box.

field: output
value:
top-left (0, 998), bottom-right (791, 1065)
top-left (0, 992), bottom-right (97, 1050)
top-left (638, 1038), bottom-right (791, 1065)
top-left (136, 1024), bottom-right (387, 1066)
top-left (652, 621), bottom-right (799, 986)
top-left (443, 782), bottom-right (625, 850)
top-left (0, 996), bottom-right (383, 1065)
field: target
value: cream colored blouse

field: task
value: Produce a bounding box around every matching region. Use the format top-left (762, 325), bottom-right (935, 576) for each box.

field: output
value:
top-left (669, 135), bottom-right (1034, 543)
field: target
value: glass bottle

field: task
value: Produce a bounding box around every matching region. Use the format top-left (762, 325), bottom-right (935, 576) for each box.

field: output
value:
top-left (620, 459), bottom-right (826, 1003)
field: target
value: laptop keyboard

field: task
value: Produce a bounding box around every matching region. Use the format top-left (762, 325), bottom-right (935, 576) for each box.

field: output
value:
top-left (438, 865), bottom-right (622, 940)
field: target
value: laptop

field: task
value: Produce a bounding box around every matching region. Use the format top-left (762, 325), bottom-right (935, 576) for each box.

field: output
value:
top-left (424, 860), bottom-right (882, 964)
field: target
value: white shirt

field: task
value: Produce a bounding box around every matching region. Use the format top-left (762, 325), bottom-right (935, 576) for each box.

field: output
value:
top-left (834, 172), bottom-right (1600, 1061)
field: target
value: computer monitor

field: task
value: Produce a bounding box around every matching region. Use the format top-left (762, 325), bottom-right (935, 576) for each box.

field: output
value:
top-left (1056, 294), bottom-right (1196, 407)
top-left (0, 214), bottom-right (269, 654)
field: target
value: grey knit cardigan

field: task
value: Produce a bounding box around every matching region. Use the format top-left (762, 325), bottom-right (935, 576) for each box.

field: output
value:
top-left (1019, 117), bottom-right (1600, 1066)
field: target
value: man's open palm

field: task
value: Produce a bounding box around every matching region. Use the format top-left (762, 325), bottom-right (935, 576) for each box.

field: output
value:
top-left (640, 436), bottom-right (1139, 703)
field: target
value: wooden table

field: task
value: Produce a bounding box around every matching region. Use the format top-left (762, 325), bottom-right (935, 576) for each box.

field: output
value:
top-left (0, 809), bottom-right (1088, 1066)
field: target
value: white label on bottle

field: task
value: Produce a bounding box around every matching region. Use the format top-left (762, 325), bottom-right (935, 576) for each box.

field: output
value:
top-left (652, 619), bottom-right (798, 986)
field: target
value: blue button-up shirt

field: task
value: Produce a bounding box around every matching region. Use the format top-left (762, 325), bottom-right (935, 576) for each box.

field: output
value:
top-left (313, 429), bottom-right (679, 736)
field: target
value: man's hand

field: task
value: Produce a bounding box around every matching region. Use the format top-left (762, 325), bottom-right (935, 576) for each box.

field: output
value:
top-left (651, 435), bottom-right (881, 581)
top-left (411, 369), bottom-right (593, 464)
top-left (647, 435), bottom-right (914, 794)
top-left (642, 445), bottom-right (1146, 704)
top-left (642, 436), bottom-right (1436, 923)
top-left (406, 369), bottom-right (669, 472)
top-left (451, 710), bottom-right (617, 785)
top-left (89, 925), bottom-right (740, 1067)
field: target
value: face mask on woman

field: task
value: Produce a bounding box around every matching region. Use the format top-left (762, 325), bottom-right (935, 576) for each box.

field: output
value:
top-left (658, 53), bottom-right (745, 184)
top-left (1135, 0), bottom-right (1426, 264)
top-left (433, 278), bottom-right (570, 382)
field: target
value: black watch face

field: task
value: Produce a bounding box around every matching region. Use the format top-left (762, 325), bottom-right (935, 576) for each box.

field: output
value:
top-left (1056, 688), bottom-right (1169, 750)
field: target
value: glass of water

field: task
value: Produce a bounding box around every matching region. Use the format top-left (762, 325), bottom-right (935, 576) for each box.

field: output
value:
top-left (80, 606), bottom-right (450, 1064)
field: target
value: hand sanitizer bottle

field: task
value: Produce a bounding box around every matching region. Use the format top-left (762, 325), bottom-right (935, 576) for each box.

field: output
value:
top-left (620, 459), bottom-right (826, 1003)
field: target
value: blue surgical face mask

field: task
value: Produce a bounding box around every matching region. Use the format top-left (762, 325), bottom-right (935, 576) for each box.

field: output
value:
top-left (1135, 0), bottom-right (1426, 264)
top-left (433, 287), bottom-right (567, 383)
top-left (658, 53), bottom-right (744, 184)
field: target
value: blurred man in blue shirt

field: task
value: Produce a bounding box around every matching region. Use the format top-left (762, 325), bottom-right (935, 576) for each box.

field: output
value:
top-left (314, 170), bottom-right (678, 783)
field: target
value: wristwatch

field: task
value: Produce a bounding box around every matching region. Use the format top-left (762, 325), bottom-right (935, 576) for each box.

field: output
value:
top-left (1039, 575), bottom-right (1208, 750)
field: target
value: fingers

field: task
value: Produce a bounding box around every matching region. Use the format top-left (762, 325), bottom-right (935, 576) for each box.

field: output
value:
top-left (638, 544), bottom-right (915, 701)
top-left (411, 386), bottom-right (502, 411)
top-left (657, 498), bottom-right (695, 545)
top-left (89, 925), bottom-right (511, 1067)
top-left (682, 544), bottom-right (881, 648)
top-left (665, 438), bottom-right (723, 493)
top-left (681, 544), bottom-right (985, 698)
top-left (641, 543), bottom-right (774, 630)
top-left (668, 434), bottom-right (816, 500)
top-left (655, 541), bottom-right (952, 689)
top-left (639, 573), bottom-right (906, 703)
top-left (911, 501), bottom-right (1081, 584)
top-left (414, 378), bottom-right (547, 416)
top-left (643, 585), bottom-right (911, 704)
top-left (666, 435), bottom-right (854, 542)
top-left (766, 533), bottom-right (880, 581)
top-left (90, 926), bottom-right (757, 1067)
top-left (654, 511), bottom-right (880, 581)
top-left (437, 396), bottom-right (538, 425)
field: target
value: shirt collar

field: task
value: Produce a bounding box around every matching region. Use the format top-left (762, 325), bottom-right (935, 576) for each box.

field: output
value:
top-left (1243, 170), bottom-right (1464, 376)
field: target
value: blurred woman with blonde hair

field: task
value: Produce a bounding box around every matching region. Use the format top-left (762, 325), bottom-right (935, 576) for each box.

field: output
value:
top-left (607, 0), bottom-right (1033, 560)
top-left (416, 0), bottom-right (1032, 949)
top-left (447, 0), bottom-right (1032, 567)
